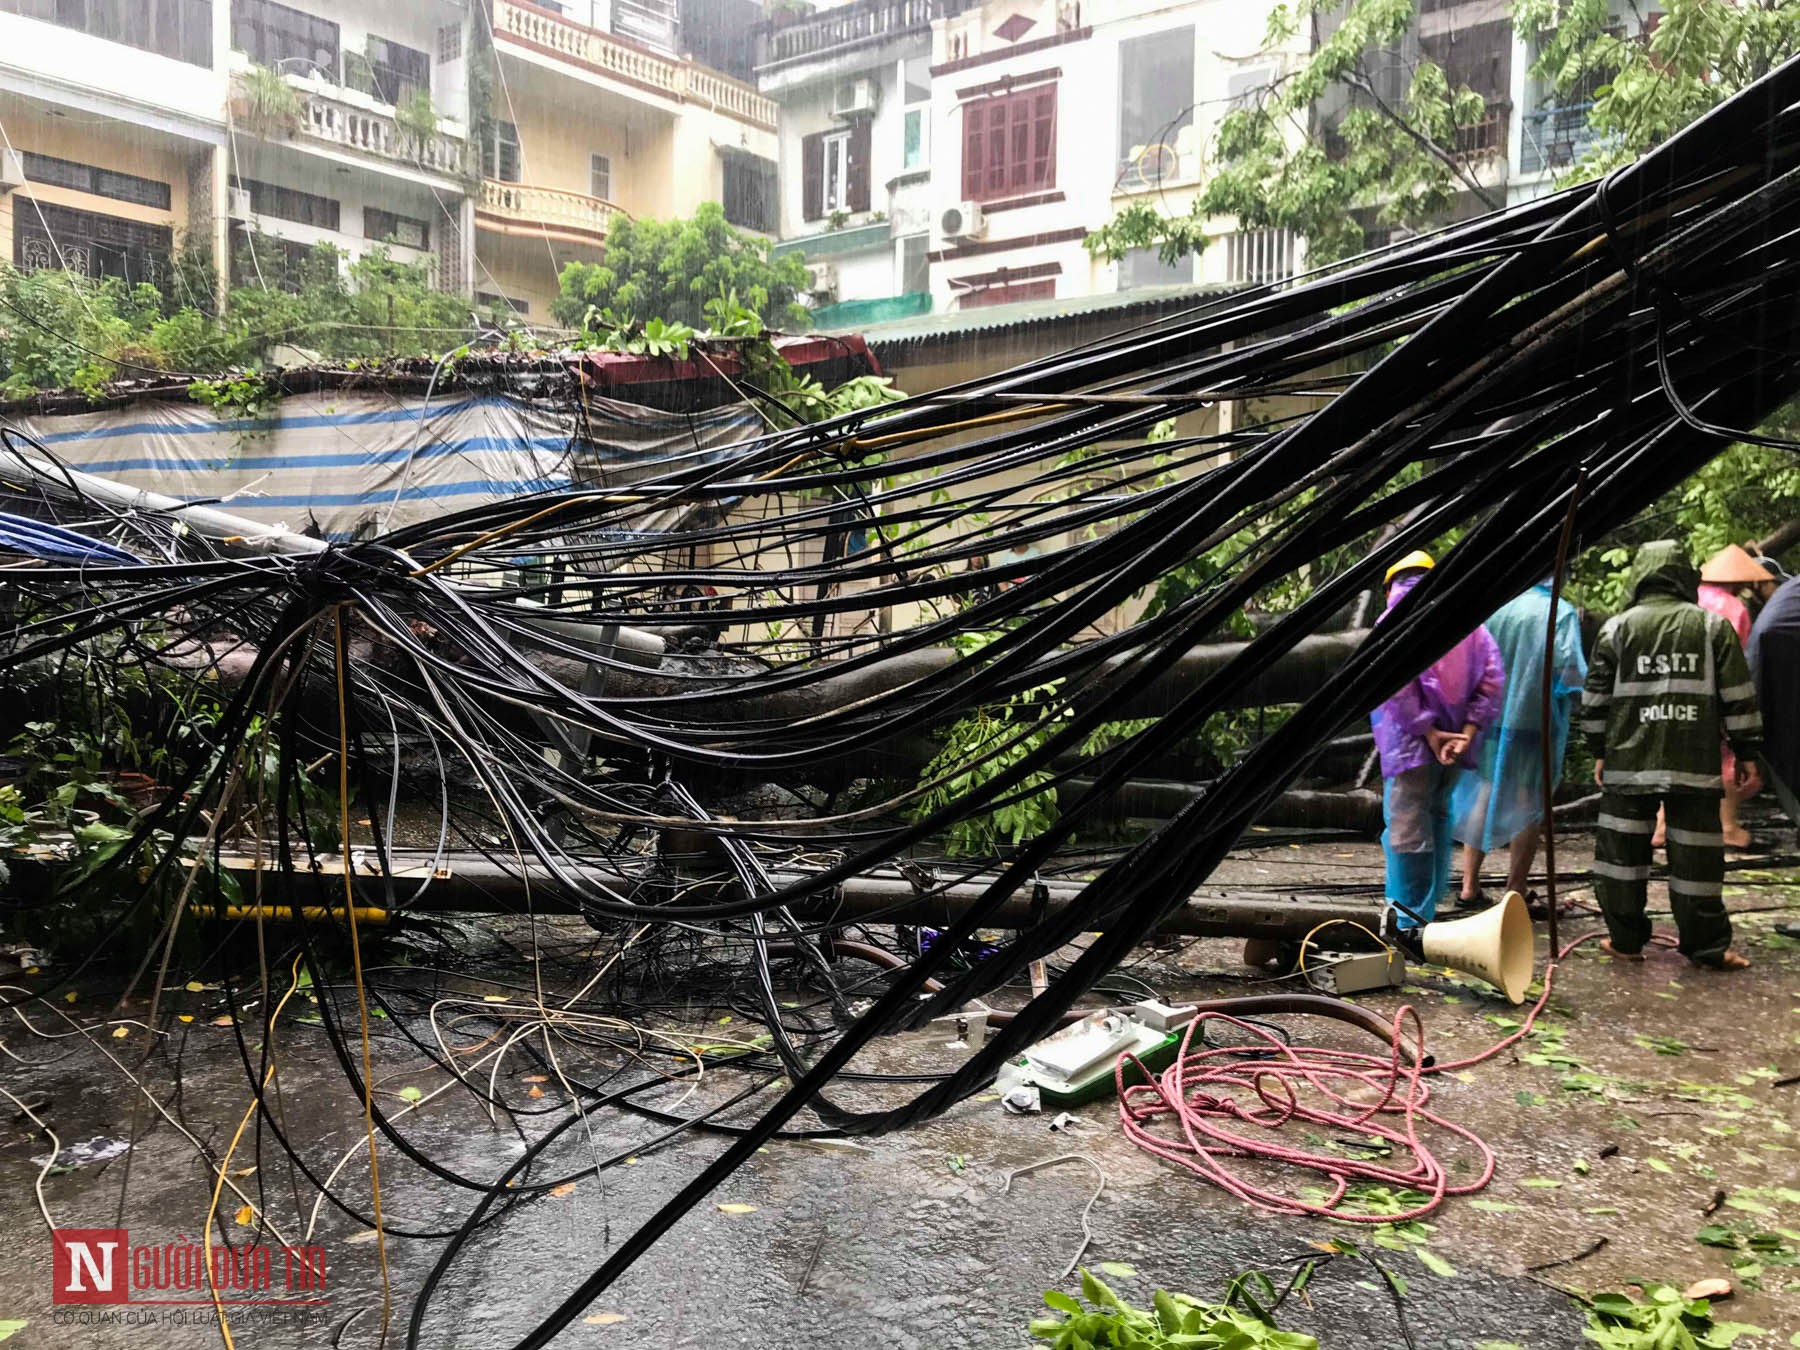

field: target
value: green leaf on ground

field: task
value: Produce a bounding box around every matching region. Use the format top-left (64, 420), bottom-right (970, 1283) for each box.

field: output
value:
top-left (1097, 1262), bottom-right (1137, 1279)
top-left (1415, 1249), bottom-right (1456, 1278)
top-left (1520, 1177), bottom-right (1562, 1189)
top-left (397, 1086), bottom-right (423, 1103)
top-left (0, 1322), bottom-right (24, 1343)
top-left (1469, 1200), bottom-right (1520, 1213)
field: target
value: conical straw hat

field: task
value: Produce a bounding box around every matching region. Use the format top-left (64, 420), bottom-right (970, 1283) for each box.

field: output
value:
top-left (1700, 543), bottom-right (1771, 585)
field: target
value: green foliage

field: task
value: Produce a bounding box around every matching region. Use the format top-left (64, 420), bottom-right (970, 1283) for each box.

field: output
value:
top-left (581, 287), bottom-right (902, 433)
top-left (1517, 0), bottom-right (1800, 186)
top-left (0, 236), bottom-right (477, 400)
top-left (1580, 1283), bottom-right (1764, 1349)
top-left (189, 373), bottom-right (281, 418)
top-left (0, 267), bottom-right (167, 398)
top-left (233, 63), bottom-right (303, 130)
top-left (1087, 0), bottom-right (1491, 266)
top-left (394, 88), bottom-right (439, 146)
top-left (1028, 1269), bottom-right (1318, 1350)
top-left (1567, 432), bottom-right (1800, 612)
top-left (224, 239), bottom-right (476, 364)
top-left (552, 202), bottom-right (810, 331)
top-left (583, 308), bottom-right (698, 359)
top-left (911, 681), bottom-right (1063, 857)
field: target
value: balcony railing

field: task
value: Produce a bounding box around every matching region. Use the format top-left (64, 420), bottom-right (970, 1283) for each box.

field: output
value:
top-left (1225, 228), bottom-right (1296, 288)
top-left (1453, 101), bottom-right (1509, 162)
top-left (477, 179), bottom-right (624, 241)
top-left (1520, 101), bottom-right (1599, 176)
top-left (493, 0), bottom-right (777, 130)
top-left (298, 90), bottom-right (467, 178)
top-left (756, 0), bottom-right (970, 70)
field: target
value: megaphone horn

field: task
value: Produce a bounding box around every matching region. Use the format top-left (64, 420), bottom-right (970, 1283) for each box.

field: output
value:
top-left (1419, 890), bottom-right (1535, 1005)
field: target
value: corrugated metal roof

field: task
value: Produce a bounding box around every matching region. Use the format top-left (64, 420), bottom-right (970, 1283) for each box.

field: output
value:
top-left (825, 282), bottom-right (1236, 347)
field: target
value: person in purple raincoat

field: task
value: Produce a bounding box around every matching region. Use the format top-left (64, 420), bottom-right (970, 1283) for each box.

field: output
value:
top-left (1370, 551), bottom-right (1506, 930)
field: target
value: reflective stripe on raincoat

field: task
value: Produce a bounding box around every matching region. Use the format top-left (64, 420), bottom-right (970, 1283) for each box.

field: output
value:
top-left (1582, 540), bottom-right (1763, 795)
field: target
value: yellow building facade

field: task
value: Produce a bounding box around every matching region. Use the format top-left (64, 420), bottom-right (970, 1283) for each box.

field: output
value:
top-left (476, 0), bottom-right (780, 321)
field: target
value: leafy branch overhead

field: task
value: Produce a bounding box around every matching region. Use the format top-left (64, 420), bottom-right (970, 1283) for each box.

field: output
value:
top-left (1087, 0), bottom-right (1494, 267)
top-left (1088, 0), bottom-right (1800, 269)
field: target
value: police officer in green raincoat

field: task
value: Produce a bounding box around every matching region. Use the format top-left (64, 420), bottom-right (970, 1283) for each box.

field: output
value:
top-left (1582, 541), bottom-right (1760, 969)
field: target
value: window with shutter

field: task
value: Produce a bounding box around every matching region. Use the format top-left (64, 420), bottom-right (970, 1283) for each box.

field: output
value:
top-left (847, 117), bottom-right (871, 213)
top-left (802, 132), bottom-right (824, 222)
top-left (960, 85), bottom-right (1058, 203)
top-left (962, 103), bottom-right (985, 199)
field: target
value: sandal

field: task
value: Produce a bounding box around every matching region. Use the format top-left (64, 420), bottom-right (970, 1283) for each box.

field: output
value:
top-left (1525, 890), bottom-right (1580, 920)
top-left (1691, 949), bottom-right (1752, 971)
top-left (1598, 938), bottom-right (1646, 961)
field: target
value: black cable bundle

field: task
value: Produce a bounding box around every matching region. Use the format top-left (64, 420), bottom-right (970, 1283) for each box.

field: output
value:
top-left (2, 57), bottom-right (1800, 1347)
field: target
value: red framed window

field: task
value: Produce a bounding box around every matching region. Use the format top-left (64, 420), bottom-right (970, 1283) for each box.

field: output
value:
top-left (961, 85), bottom-right (1057, 203)
top-left (961, 278), bottom-right (1055, 308)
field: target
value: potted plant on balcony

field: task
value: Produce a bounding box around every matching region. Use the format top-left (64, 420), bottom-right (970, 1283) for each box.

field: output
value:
top-left (231, 64), bottom-right (304, 134)
top-left (395, 89), bottom-right (440, 154)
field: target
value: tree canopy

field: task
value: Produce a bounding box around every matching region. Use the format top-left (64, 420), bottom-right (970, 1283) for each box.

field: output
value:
top-left (1086, 0), bottom-right (1800, 267)
top-left (552, 202), bottom-right (810, 332)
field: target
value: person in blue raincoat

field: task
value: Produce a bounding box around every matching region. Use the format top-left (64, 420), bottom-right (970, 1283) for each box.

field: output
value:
top-left (1451, 581), bottom-right (1587, 911)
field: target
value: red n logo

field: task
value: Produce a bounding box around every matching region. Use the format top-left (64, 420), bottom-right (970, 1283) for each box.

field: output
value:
top-left (53, 1229), bottom-right (127, 1304)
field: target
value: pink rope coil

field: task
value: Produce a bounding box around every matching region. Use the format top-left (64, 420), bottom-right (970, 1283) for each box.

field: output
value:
top-left (1116, 930), bottom-right (1632, 1222)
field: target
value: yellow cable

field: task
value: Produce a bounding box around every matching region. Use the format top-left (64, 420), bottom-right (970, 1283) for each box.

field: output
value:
top-left (334, 606), bottom-right (392, 1339)
top-left (202, 953), bottom-right (308, 1348)
top-left (1295, 919), bottom-right (1395, 981)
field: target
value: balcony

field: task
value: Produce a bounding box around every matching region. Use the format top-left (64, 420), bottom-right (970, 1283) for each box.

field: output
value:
top-left (1453, 100), bottom-right (1509, 163)
top-left (756, 0), bottom-right (971, 73)
top-left (476, 179), bottom-right (624, 246)
top-left (295, 88), bottom-right (467, 180)
top-left (492, 0), bottom-right (776, 131)
top-left (1521, 101), bottom-right (1600, 176)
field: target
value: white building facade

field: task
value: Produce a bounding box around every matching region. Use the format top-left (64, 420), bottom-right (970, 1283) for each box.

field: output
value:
top-left (756, 0), bottom-right (959, 328)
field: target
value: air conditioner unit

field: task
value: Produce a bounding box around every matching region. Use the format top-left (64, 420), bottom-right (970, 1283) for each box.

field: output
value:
top-left (228, 187), bottom-right (252, 218)
top-left (935, 201), bottom-right (986, 245)
top-left (832, 78), bottom-right (877, 120)
top-left (805, 261), bottom-right (837, 297)
top-left (0, 149), bottom-right (24, 193)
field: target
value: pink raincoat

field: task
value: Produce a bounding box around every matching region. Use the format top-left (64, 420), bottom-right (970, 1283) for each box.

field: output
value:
top-left (1371, 572), bottom-right (1507, 778)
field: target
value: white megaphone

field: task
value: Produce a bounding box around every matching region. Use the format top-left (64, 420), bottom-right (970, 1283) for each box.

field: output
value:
top-left (1417, 889), bottom-right (1536, 1005)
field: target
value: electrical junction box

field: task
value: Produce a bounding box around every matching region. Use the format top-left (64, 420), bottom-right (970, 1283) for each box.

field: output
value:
top-left (1013, 1011), bottom-right (1180, 1107)
top-left (1302, 949), bottom-right (1406, 996)
top-left (1130, 998), bottom-right (1198, 1032)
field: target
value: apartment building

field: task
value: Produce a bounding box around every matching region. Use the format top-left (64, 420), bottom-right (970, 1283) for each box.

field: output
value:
top-left (0, 0), bottom-right (777, 323)
top-left (754, 0), bottom-right (967, 329)
top-left (916, 0), bottom-right (1316, 311)
top-left (0, 1), bottom-right (231, 304)
top-left (750, 0), bottom-right (1307, 321)
top-left (225, 0), bottom-right (476, 294)
top-left (474, 0), bottom-right (780, 319)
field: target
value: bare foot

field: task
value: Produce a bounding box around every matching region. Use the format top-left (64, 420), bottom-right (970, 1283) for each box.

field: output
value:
top-left (1723, 830), bottom-right (1753, 849)
top-left (1599, 938), bottom-right (1646, 961)
top-left (1693, 948), bottom-right (1752, 971)
top-left (1650, 834), bottom-right (1666, 849)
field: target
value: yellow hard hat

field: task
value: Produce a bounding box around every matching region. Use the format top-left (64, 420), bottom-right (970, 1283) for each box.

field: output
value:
top-left (1384, 550), bottom-right (1435, 587)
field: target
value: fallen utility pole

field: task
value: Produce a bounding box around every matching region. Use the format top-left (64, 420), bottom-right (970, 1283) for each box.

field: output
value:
top-left (11, 845), bottom-right (1380, 941)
